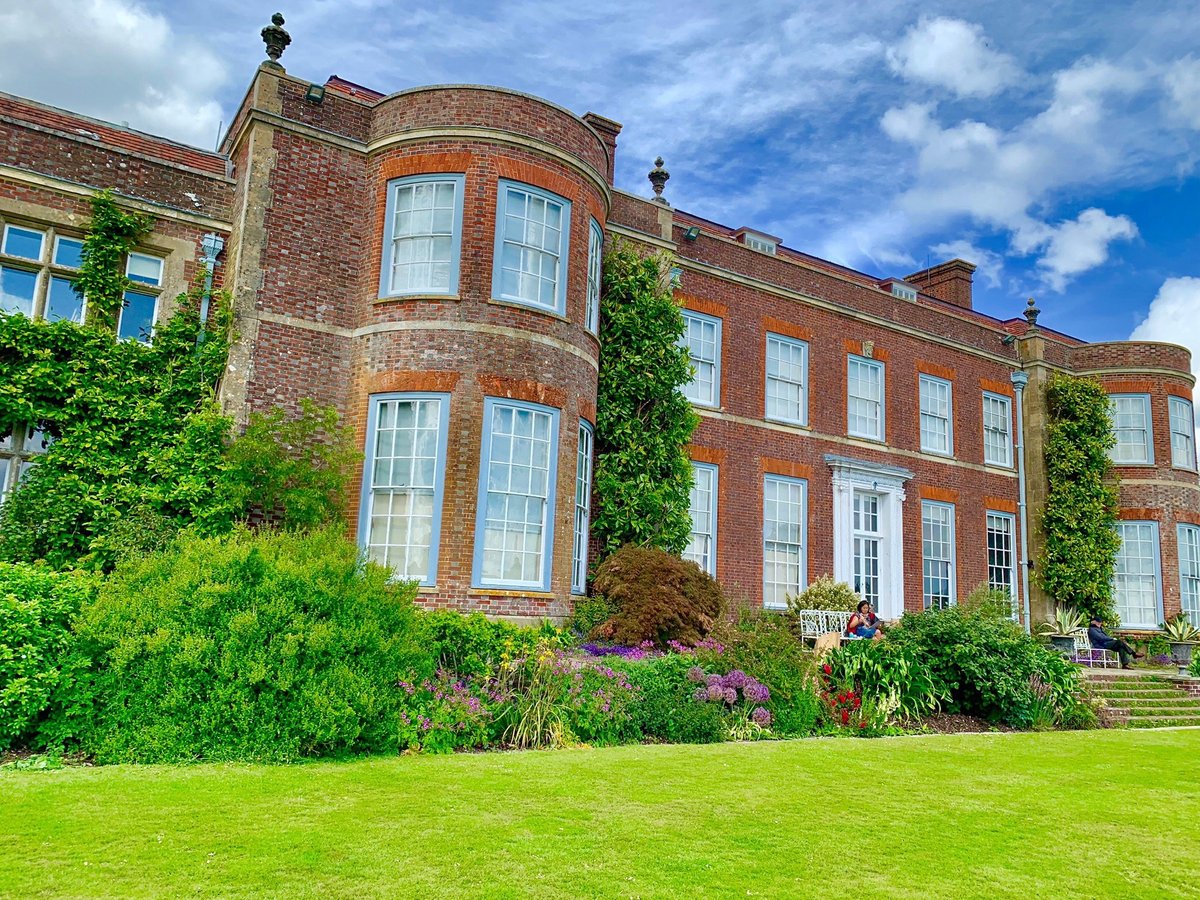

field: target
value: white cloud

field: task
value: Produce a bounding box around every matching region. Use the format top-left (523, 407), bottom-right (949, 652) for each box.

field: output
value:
top-left (929, 240), bottom-right (1004, 288)
top-left (1021, 208), bottom-right (1138, 291)
top-left (1131, 277), bottom-right (1200, 443)
top-left (887, 17), bottom-right (1021, 98)
top-left (1166, 57), bottom-right (1200, 128)
top-left (0, 0), bottom-right (227, 148)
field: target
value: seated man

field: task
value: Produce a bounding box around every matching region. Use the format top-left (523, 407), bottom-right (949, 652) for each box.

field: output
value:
top-left (847, 600), bottom-right (885, 641)
top-left (1087, 617), bottom-right (1143, 669)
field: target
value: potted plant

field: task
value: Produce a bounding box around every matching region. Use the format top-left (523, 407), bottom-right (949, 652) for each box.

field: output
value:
top-left (1039, 604), bottom-right (1087, 654)
top-left (1162, 614), bottom-right (1200, 676)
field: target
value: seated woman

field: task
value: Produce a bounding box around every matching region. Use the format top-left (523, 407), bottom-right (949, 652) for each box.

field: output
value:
top-left (846, 600), bottom-right (885, 641)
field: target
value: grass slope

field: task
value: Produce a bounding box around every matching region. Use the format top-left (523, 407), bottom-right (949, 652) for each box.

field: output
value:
top-left (3, 730), bottom-right (1198, 899)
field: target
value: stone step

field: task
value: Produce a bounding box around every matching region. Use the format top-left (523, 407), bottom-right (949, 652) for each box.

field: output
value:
top-left (1128, 716), bottom-right (1200, 728)
top-left (1124, 705), bottom-right (1200, 717)
top-left (1109, 697), bottom-right (1200, 708)
top-left (1094, 690), bottom-right (1192, 700)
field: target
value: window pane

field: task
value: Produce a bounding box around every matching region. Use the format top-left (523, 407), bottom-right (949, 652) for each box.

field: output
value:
top-left (1181, 526), bottom-right (1200, 627)
top-left (53, 236), bottom-right (84, 268)
top-left (3, 225), bottom-right (45, 261)
top-left (496, 184), bottom-right (566, 310)
top-left (126, 252), bottom-right (163, 286)
top-left (46, 276), bottom-right (84, 323)
top-left (766, 334), bottom-right (807, 424)
top-left (0, 266), bottom-right (37, 316)
top-left (922, 502), bottom-right (955, 610)
top-left (1110, 396), bottom-right (1151, 464)
top-left (983, 393), bottom-right (1012, 467)
top-left (118, 291), bottom-right (156, 342)
top-left (1169, 397), bottom-right (1196, 470)
top-left (571, 423), bottom-right (593, 593)
top-left (389, 178), bottom-right (458, 295)
top-left (1113, 522), bottom-right (1159, 627)
top-left (848, 356), bottom-right (883, 440)
top-left (586, 222), bottom-right (602, 335)
top-left (684, 463), bottom-right (717, 575)
top-left (680, 312), bottom-right (720, 407)
top-left (919, 375), bottom-right (951, 455)
top-left (987, 512), bottom-right (1017, 614)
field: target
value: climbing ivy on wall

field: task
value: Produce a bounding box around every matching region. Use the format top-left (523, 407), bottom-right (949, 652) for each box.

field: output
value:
top-left (591, 241), bottom-right (699, 564)
top-left (73, 190), bottom-right (153, 327)
top-left (1038, 373), bottom-right (1122, 624)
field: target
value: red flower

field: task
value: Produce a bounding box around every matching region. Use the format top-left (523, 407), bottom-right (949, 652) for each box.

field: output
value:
top-left (841, 709), bottom-right (850, 725)
top-left (853, 697), bottom-right (862, 709)
top-left (822, 664), bottom-right (832, 675)
top-left (859, 721), bottom-right (867, 729)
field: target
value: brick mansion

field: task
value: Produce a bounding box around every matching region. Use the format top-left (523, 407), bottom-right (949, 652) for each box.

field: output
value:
top-left (1, 25), bottom-right (1198, 630)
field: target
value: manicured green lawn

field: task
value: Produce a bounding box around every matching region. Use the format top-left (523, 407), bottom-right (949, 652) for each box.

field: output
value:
top-left (3, 730), bottom-right (1198, 898)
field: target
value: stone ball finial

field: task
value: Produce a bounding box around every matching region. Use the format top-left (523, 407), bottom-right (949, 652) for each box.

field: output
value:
top-left (1024, 296), bottom-right (1041, 330)
top-left (261, 12), bottom-right (291, 64)
top-left (649, 156), bottom-right (670, 204)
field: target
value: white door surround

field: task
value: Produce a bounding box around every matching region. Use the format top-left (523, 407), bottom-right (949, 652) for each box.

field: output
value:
top-left (825, 454), bottom-right (914, 620)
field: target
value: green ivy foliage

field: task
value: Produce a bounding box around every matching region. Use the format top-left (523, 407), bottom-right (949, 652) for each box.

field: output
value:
top-left (1038, 373), bottom-right (1121, 623)
top-left (73, 190), bottom-right (153, 326)
top-left (0, 280), bottom-right (237, 570)
top-left (592, 242), bottom-right (698, 562)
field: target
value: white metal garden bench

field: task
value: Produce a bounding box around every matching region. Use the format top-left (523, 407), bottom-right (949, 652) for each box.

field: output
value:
top-left (1070, 632), bottom-right (1119, 668)
top-left (794, 610), bottom-right (854, 641)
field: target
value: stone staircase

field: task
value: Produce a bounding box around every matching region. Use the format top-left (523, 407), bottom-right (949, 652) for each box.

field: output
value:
top-left (1084, 670), bottom-right (1200, 728)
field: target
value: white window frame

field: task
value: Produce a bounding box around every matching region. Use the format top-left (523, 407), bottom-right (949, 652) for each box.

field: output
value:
top-left (986, 511), bottom-right (1017, 610)
top-left (0, 221), bottom-right (85, 322)
top-left (852, 490), bottom-right (883, 608)
top-left (763, 474), bottom-right (807, 609)
top-left (491, 180), bottom-right (571, 315)
top-left (1112, 521), bottom-right (1163, 629)
top-left (847, 354), bottom-right (885, 442)
top-left (684, 461), bottom-right (718, 576)
top-left (358, 393), bottom-right (451, 586)
top-left (571, 420), bottom-right (594, 595)
top-left (765, 333), bottom-right (808, 426)
top-left (585, 219), bottom-right (602, 335)
top-left (744, 234), bottom-right (777, 255)
top-left (1169, 396), bottom-right (1196, 471)
top-left (982, 392), bottom-right (1013, 468)
top-left (0, 423), bottom-right (53, 507)
top-left (921, 500), bottom-right (956, 610)
top-left (1109, 394), bottom-right (1154, 465)
top-left (1179, 524), bottom-right (1200, 628)
top-left (379, 173), bottom-right (465, 299)
top-left (680, 310), bottom-right (721, 408)
top-left (919, 374), bottom-right (953, 456)
top-left (472, 398), bottom-right (560, 591)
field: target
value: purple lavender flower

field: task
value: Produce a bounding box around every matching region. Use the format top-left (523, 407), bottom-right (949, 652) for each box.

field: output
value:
top-left (751, 706), bottom-right (772, 727)
top-left (686, 666), bottom-right (706, 683)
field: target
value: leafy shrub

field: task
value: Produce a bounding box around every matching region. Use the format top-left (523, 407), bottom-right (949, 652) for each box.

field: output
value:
top-left (394, 671), bottom-right (497, 754)
top-left (889, 605), bottom-right (1085, 728)
top-left (824, 638), bottom-right (943, 724)
top-left (711, 612), bottom-right (820, 736)
top-left (44, 528), bottom-right (428, 762)
top-left (617, 654), bottom-right (727, 743)
top-left (566, 595), bottom-right (615, 638)
top-left (224, 399), bottom-right (360, 530)
top-left (684, 666), bottom-right (773, 739)
top-left (421, 610), bottom-right (560, 679)
top-left (960, 583), bottom-right (1017, 620)
top-left (0, 564), bottom-right (95, 748)
top-left (591, 545), bottom-right (725, 646)
top-left (1190, 653), bottom-right (1200, 678)
top-left (787, 575), bottom-right (858, 611)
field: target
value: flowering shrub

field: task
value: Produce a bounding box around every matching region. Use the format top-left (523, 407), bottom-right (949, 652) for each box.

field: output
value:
top-left (687, 667), bottom-right (772, 740)
top-left (395, 671), bottom-right (497, 754)
top-left (615, 654), bottom-right (727, 744)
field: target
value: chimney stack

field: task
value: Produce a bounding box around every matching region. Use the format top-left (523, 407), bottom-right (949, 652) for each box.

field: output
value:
top-left (905, 258), bottom-right (976, 310)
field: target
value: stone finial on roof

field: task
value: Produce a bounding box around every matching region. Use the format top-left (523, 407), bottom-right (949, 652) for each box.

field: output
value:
top-left (649, 157), bottom-right (670, 204)
top-left (1024, 296), bottom-right (1041, 331)
top-left (261, 13), bottom-right (291, 66)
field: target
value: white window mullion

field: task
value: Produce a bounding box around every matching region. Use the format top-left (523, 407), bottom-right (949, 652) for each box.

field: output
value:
top-left (986, 511), bottom-right (1017, 613)
top-left (1113, 521), bottom-right (1161, 628)
top-left (919, 374), bottom-right (952, 455)
top-left (382, 175), bottom-right (463, 297)
top-left (1169, 396), bottom-right (1196, 470)
top-left (847, 355), bottom-right (884, 441)
top-left (680, 311), bottom-right (721, 408)
top-left (983, 392), bottom-right (1013, 467)
top-left (493, 181), bottom-right (570, 314)
top-left (765, 333), bottom-right (808, 425)
top-left (1109, 395), bottom-right (1153, 465)
top-left (922, 500), bottom-right (955, 610)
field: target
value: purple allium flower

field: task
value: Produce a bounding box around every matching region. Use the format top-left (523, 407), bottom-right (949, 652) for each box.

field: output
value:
top-left (686, 666), bottom-right (705, 683)
top-left (706, 684), bottom-right (725, 702)
top-left (744, 681), bottom-right (770, 704)
top-left (723, 670), bottom-right (749, 689)
top-left (751, 706), bottom-right (772, 727)
top-left (706, 673), bottom-right (722, 688)
top-left (723, 687), bottom-right (737, 705)
top-left (693, 687), bottom-right (708, 702)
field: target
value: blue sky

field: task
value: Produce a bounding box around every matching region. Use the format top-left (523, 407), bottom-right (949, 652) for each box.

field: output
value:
top-left (2, 0), bottom-right (1198, 360)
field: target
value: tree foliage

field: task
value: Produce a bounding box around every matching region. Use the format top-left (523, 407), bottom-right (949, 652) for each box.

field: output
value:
top-left (1038, 374), bottom-right (1121, 623)
top-left (592, 242), bottom-right (698, 561)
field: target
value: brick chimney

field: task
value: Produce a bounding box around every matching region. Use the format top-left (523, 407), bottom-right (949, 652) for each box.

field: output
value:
top-left (582, 112), bottom-right (621, 184)
top-left (905, 258), bottom-right (976, 310)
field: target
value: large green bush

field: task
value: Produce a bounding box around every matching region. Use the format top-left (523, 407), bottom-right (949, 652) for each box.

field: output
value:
top-left (0, 564), bottom-right (96, 748)
top-left (43, 528), bottom-right (428, 762)
top-left (591, 545), bottom-right (725, 647)
top-left (889, 605), bottom-right (1085, 728)
top-left (787, 575), bottom-right (859, 611)
top-left (615, 654), bottom-right (727, 744)
top-left (421, 610), bottom-right (560, 679)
